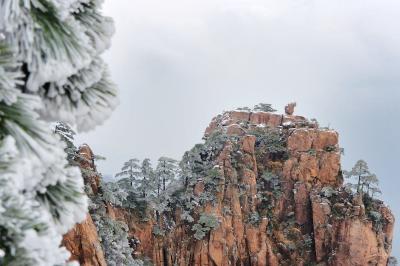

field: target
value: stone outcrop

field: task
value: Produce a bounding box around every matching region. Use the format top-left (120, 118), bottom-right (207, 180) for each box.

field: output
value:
top-left (65, 108), bottom-right (395, 266)
top-left (284, 102), bottom-right (296, 115)
top-left (311, 190), bottom-right (393, 265)
top-left (62, 145), bottom-right (107, 266)
top-left (112, 110), bottom-right (394, 265)
top-left (62, 214), bottom-right (106, 266)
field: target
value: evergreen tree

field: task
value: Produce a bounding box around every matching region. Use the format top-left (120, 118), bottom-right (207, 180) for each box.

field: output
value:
top-left (102, 181), bottom-right (129, 207)
top-left (155, 157), bottom-right (178, 195)
top-left (179, 150), bottom-right (200, 188)
top-left (370, 187), bottom-right (382, 199)
top-left (0, 1), bottom-right (116, 264)
top-left (344, 160), bottom-right (370, 193)
top-left (90, 190), bottom-right (141, 266)
top-left (54, 121), bottom-right (78, 162)
top-left (116, 158), bottom-right (142, 188)
top-left (138, 158), bottom-right (154, 198)
top-left (96, 217), bottom-right (141, 266)
top-left (253, 103), bottom-right (277, 112)
top-left (361, 173), bottom-right (379, 196)
top-left (344, 160), bottom-right (383, 200)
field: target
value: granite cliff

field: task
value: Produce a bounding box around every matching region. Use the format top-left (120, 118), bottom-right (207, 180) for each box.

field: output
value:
top-left (63, 105), bottom-right (395, 266)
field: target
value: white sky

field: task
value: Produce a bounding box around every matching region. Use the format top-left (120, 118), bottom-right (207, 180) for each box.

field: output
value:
top-left (77, 0), bottom-right (400, 256)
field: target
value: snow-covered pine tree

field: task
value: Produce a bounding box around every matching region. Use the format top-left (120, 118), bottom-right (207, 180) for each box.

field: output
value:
top-left (344, 160), bottom-right (370, 194)
top-left (0, 1), bottom-right (116, 265)
top-left (155, 157), bottom-right (178, 194)
top-left (179, 147), bottom-right (204, 188)
top-left (253, 103), bottom-right (277, 112)
top-left (95, 216), bottom-right (142, 266)
top-left (116, 158), bottom-right (142, 189)
top-left (85, 163), bottom-right (141, 265)
top-left (149, 157), bottom-right (178, 222)
top-left (361, 173), bottom-right (379, 196)
top-left (102, 181), bottom-right (129, 207)
top-left (138, 158), bottom-right (154, 198)
top-left (55, 121), bottom-right (78, 162)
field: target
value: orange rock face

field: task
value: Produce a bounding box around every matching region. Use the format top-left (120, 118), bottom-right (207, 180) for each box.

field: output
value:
top-left (64, 109), bottom-right (395, 266)
top-left (62, 214), bottom-right (106, 266)
top-left (311, 191), bottom-right (394, 265)
top-left (62, 145), bottom-right (107, 266)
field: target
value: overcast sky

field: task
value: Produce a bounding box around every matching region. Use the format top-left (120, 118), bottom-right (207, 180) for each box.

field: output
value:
top-left (76, 0), bottom-right (400, 256)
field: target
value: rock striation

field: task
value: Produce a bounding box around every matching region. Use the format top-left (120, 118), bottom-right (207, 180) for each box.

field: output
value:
top-left (64, 108), bottom-right (394, 266)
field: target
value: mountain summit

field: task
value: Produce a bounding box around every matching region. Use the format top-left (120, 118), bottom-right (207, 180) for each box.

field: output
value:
top-left (64, 105), bottom-right (395, 266)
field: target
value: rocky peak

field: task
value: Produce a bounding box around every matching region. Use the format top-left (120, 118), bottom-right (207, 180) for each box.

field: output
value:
top-left (64, 105), bottom-right (394, 266)
top-left (205, 109), bottom-right (341, 187)
top-left (204, 109), bottom-right (318, 137)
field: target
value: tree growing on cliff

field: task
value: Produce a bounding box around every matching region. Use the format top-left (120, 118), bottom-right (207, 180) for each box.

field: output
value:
top-left (83, 154), bottom-right (143, 265)
top-left (344, 160), bottom-right (382, 200)
top-left (344, 160), bottom-right (370, 193)
top-left (155, 157), bottom-right (178, 195)
top-left (253, 103), bottom-right (277, 112)
top-left (361, 173), bottom-right (379, 197)
top-left (370, 187), bottom-right (382, 199)
top-left (54, 122), bottom-right (76, 151)
top-left (94, 212), bottom-right (142, 266)
top-left (102, 181), bottom-right (129, 206)
top-left (54, 121), bottom-right (90, 168)
top-left (116, 158), bottom-right (142, 188)
top-left (191, 213), bottom-right (220, 240)
top-left (249, 127), bottom-right (287, 160)
top-left (138, 158), bottom-right (155, 198)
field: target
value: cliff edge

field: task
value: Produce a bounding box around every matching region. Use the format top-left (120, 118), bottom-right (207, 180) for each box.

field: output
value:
top-left (64, 106), bottom-right (394, 266)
